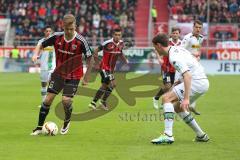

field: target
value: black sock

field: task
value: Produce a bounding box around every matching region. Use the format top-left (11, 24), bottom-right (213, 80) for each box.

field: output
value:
top-left (93, 87), bottom-right (106, 103)
top-left (37, 103), bottom-right (50, 127)
top-left (63, 103), bottom-right (73, 123)
top-left (154, 88), bottom-right (165, 100)
top-left (102, 87), bottom-right (113, 102)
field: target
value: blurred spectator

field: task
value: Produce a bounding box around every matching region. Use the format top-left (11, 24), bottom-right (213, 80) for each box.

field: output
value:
top-left (93, 11), bottom-right (101, 28)
top-left (9, 45), bottom-right (20, 59)
top-left (151, 5), bottom-right (158, 23)
top-left (26, 49), bottom-right (34, 59)
top-left (169, 0), bottom-right (240, 23)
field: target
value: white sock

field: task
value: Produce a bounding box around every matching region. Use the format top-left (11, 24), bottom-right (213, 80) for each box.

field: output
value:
top-left (41, 87), bottom-right (47, 102)
top-left (163, 103), bottom-right (175, 136)
top-left (178, 111), bottom-right (204, 137)
top-left (190, 101), bottom-right (196, 108)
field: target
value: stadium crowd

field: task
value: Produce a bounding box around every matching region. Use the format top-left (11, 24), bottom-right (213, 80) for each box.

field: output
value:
top-left (0, 0), bottom-right (137, 46)
top-left (168, 0), bottom-right (240, 42)
top-left (168, 0), bottom-right (240, 23)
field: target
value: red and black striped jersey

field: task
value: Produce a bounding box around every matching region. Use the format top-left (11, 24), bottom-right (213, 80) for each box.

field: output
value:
top-left (99, 38), bottom-right (124, 72)
top-left (161, 38), bottom-right (181, 73)
top-left (41, 31), bottom-right (92, 80)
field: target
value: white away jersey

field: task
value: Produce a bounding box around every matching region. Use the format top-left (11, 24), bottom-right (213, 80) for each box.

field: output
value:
top-left (181, 33), bottom-right (204, 55)
top-left (37, 38), bottom-right (56, 71)
top-left (169, 46), bottom-right (207, 80)
top-left (169, 38), bottom-right (181, 46)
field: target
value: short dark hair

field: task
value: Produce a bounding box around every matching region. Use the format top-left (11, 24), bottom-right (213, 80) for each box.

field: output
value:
top-left (113, 27), bottom-right (122, 33)
top-left (194, 20), bottom-right (203, 26)
top-left (152, 33), bottom-right (169, 47)
top-left (44, 25), bottom-right (52, 30)
top-left (171, 27), bottom-right (181, 33)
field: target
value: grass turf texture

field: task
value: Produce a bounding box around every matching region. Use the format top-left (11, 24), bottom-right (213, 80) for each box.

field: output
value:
top-left (0, 73), bottom-right (239, 160)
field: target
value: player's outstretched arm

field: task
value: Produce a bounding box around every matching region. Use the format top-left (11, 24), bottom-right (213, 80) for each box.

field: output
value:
top-left (82, 56), bottom-right (94, 86)
top-left (181, 71), bottom-right (192, 110)
top-left (32, 44), bottom-right (42, 62)
top-left (94, 47), bottom-right (102, 62)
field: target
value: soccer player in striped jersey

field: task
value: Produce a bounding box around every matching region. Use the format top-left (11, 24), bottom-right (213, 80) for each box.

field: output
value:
top-left (89, 28), bottom-right (128, 110)
top-left (153, 27), bottom-right (181, 109)
top-left (31, 14), bottom-right (94, 135)
top-left (35, 26), bottom-right (56, 103)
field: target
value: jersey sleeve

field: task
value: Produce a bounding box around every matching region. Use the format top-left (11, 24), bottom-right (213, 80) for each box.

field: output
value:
top-left (37, 39), bottom-right (44, 46)
top-left (200, 36), bottom-right (204, 45)
top-left (81, 37), bottom-right (92, 58)
top-left (41, 33), bottom-right (56, 48)
top-left (170, 56), bottom-right (189, 75)
top-left (180, 35), bottom-right (189, 49)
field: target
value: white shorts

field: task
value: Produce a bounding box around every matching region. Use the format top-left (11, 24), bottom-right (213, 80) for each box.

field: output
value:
top-left (174, 71), bottom-right (182, 83)
top-left (40, 70), bottom-right (53, 82)
top-left (173, 79), bottom-right (209, 104)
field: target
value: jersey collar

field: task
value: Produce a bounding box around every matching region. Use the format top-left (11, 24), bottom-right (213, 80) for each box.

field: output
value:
top-left (64, 31), bottom-right (77, 43)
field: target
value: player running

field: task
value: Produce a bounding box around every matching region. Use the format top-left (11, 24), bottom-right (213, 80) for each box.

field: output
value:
top-left (153, 27), bottom-right (181, 109)
top-left (180, 20), bottom-right (204, 115)
top-left (35, 26), bottom-right (56, 103)
top-left (89, 28), bottom-right (128, 110)
top-left (31, 14), bottom-right (93, 135)
top-left (151, 33), bottom-right (209, 144)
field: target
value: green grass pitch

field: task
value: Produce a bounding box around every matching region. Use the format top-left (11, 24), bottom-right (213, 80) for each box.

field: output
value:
top-left (0, 73), bottom-right (239, 160)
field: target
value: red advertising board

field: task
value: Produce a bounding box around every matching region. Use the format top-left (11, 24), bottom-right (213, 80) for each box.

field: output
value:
top-left (209, 24), bottom-right (238, 40)
top-left (202, 48), bottom-right (240, 60)
top-left (1, 46), bottom-right (240, 60)
top-left (0, 46), bottom-right (34, 58)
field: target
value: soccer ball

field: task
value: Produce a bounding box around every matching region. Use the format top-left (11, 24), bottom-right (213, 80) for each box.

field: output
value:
top-left (42, 121), bottom-right (58, 136)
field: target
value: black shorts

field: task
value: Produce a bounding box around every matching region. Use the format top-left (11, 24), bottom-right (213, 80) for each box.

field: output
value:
top-left (100, 70), bottom-right (115, 84)
top-left (47, 74), bottom-right (80, 98)
top-left (162, 72), bottom-right (175, 85)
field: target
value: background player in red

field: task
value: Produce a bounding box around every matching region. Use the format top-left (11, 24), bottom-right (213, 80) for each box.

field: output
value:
top-left (89, 28), bottom-right (128, 110)
top-left (153, 27), bottom-right (181, 109)
top-left (31, 14), bottom-right (93, 135)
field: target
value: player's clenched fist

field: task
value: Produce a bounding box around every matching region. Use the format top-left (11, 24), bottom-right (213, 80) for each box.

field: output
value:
top-left (32, 54), bottom-right (39, 63)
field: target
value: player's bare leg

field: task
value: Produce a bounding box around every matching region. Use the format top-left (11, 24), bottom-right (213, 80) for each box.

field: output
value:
top-left (153, 82), bottom-right (171, 109)
top-left (31, 93), bottom-right (56, 135)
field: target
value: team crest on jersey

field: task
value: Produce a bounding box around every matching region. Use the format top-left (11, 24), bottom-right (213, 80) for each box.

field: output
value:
top-left (72, 44), bottom-right (77, 50)
top-left (107, 43), bottom-right (115, 50)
